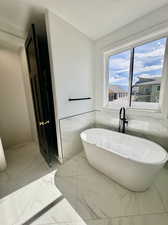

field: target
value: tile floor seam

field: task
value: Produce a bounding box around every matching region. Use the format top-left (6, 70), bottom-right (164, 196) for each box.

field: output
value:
top-left (82, 211), bottom-right (168, 221)
top-left (58, 196), bottom-right (168, 220)
top-left (153, 183), bottom-right (167, 212)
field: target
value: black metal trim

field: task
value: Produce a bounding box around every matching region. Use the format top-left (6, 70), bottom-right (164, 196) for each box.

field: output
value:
top-left (129, 48), bottom-right (134, 107)
top-left (68, 97), bottom-right (91, 101)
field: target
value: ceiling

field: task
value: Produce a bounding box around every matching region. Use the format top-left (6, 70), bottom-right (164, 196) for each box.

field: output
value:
top-left (0, 0), bottom-right (168, 40)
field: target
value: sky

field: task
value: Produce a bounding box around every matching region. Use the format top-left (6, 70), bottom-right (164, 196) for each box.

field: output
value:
top-left (108, 38), bottom-right (166, 90)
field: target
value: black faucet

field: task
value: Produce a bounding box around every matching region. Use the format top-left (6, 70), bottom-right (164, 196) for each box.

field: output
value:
top-left (119, 107), bottom-right (128, 133)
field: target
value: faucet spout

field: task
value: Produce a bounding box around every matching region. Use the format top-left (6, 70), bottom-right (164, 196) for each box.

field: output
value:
top-left (119, 107), bottom-right (128, 133)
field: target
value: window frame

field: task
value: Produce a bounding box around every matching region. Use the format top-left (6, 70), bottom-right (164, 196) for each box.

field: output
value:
top-left (104, 36), bottom-right (168, 111)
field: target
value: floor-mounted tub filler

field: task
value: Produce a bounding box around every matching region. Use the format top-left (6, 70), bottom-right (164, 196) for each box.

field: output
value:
top-left (80, 128), bottom-right (168, 192)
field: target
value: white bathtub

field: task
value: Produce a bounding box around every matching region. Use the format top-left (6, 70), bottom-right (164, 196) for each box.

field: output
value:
top-left (80, 128), bottom-right (168, 191)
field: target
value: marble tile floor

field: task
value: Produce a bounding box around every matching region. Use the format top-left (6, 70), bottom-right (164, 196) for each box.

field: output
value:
top-left (1, 149), bottom-right (168, 225)
top-left (54, 152), bottom-right (168, 225)
top-left (0, 142), bottom-right (57, 199)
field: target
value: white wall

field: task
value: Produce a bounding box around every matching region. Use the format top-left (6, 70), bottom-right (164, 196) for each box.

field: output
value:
top-left (46, 11), bottom-right (95, 119)
top-left (45, 10), bottom-right (95, 161)
top-left (20, 48), bottom-right (38, 144)
top-left (0, 47), bottom-right (32, 149)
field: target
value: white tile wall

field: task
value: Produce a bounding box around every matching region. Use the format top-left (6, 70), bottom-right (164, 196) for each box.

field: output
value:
top-left (59, 111), bottom-right (96, 161)
top-left (96, 110), bottom-right (168, 151)
top-left (59, 109), bottom-right (168, 162)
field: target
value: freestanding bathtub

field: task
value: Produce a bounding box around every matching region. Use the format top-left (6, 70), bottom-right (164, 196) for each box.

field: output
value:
top-left (80, 128), bottom-right (168, 191)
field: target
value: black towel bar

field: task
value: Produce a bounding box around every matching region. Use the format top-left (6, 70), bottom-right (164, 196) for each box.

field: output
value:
top-left (68, 97), bottom-right (91, 101)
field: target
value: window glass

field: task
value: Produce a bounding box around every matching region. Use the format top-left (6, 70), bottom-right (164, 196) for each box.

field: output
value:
top-left (108, 50), bottom-right (130, 107)
top-left (131, 38), bottom-right (166, 109)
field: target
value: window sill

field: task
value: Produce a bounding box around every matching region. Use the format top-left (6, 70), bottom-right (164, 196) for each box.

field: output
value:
top-left (101, 105), bottom-right (163, 119)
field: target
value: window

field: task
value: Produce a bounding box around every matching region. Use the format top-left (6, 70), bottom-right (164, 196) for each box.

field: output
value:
top-left (107, 37), bottom-right (167, 110)
top-left (108, 50), bottom-right (130, 107)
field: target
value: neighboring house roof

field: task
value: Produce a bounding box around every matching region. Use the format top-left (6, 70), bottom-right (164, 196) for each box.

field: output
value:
top-left (134, 76), bottom-right (161, 87)
top-left (109, 85), bottom-right (127, 93)
top-left (134, 80), bottom-right (160, 86)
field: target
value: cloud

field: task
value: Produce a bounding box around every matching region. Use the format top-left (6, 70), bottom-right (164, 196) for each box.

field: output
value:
top-left (109, 56), bottom-right (130, 81)
top-left (109, 76), bottom-right (128, 85)
top-left (134, 42), bottom-right (165, 75)
top-left (134, 64), bottom-right (162, 74)
top-left (109, 57), bottom-right (130, 71)
top-left (108, 38), bottom-right (166, 86)
top-left (135, 45), bottom-right (165, 58)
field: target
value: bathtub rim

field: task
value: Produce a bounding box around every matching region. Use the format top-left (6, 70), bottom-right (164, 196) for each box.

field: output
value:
top-left (80, 128), bottom-right (168, 166)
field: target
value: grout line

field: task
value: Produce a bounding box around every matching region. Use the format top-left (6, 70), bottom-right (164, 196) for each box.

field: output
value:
top-left (59, 110), bottom-right (97, 121)
top-left (22, 195), bottom-right (64, 225)
top-left (154, 183), bottom-right (167, 212)
top-left (83, 211), bottom-right (168, 222)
